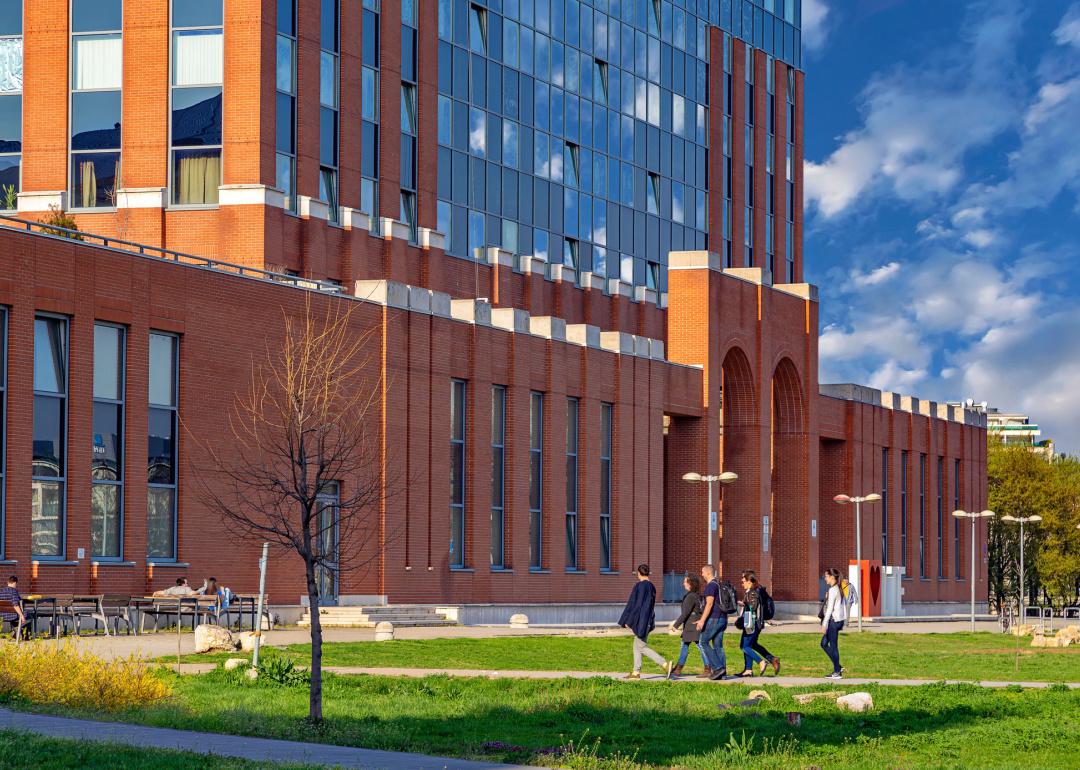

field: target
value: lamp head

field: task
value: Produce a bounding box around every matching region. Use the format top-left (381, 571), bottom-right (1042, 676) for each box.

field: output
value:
top-left (682, 472), bottom-right (702, 483)
top-left (980, 510), bottom-right (996, 518)
top-left (864, 493), bottom-right (882, 503)
top-left (1000, 515), bottom-right (1017, 522)
top-left (718, 471), bottom-right (739, 484)
top-left (833, 494), bottom-right (852, 505)
top-left (951, 510), bottom-right (968, 519)
top-left (1029, 515), bottom-right (1043, 523)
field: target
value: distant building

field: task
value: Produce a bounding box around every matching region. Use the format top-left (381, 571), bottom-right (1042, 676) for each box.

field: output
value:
top-left (953, 403), bottom-right (1056, 458)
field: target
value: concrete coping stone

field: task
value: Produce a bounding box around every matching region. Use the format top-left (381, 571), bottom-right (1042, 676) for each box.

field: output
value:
top-left (418, 227), bottom-right (446, 251)
top-left (938, 404), bottom-right (953, 421)
top-left (339, 207), bottom-right (371, 231)
top-left (354, 280), bottom-right (408, 310)
top-left (517, 255), bottom-right (545, 275)
top-left (632, 335), bottom-right (651, 357)
top-left (658, 291), bottom-right (668, 309)
top-left (667, 250), bottom-right (722, 271)
top-left (548, 263), bottom-right (575, 283)
top-left (297, 195), bottom-right (329, 221)
top-left (577, 271), bottom-right (598, 290)
top-left (899, 395), bottom-right (921, 414)
top-left (218, 184), bottom-right (284, 209)
top-left (430, 290), bottom-right (453, 318)
top-left (529, 316), bottom-right (567, 342)
top-left (774, 283), bottom-right (820, 302)
top-left (723, 266), bottom-right (773, 286)
top-left (490, 307), bottom-right (531, 334)
top-left (116, 187), bottom-right (168, 210)
top-left (565, 324), bottom-right (602, 349)
top-left (606, 278), bottom-right (631, 298)
top-left (450, 298), bottom-right (492, 326)
top-left (918, 400), bottom-right (936, 417)
top-left (481, 247), bottom-right (514, 267)
top-left (649, 339), bottom-right (666, 360)
top-left (407, 286), bottom-right (431, 313)
top-left (881, 391), bottom-right (900, 410)
top-left (600, 331), bottom-right (635, 355)
top-left (17, 189), bottom-right (67, 213)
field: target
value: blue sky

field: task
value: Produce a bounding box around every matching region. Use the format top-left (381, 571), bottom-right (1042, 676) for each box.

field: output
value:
top-left (802, 0), bottom-right (1080, 453)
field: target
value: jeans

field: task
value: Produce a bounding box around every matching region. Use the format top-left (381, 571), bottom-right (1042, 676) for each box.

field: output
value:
top-left (740, 627), bottom-right (775, 670)
top-left (676, 640), bottom-right (707, 667)
top-left (632, 635), bottom-right (667, 672)
top-left (699, 616), bottom-right (727, 671)
top-left (821, 619), bottom-right (844, 673)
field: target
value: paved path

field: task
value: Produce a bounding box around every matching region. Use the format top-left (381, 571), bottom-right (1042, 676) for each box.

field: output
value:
top-left (0, 708), bottom-right (526, 770)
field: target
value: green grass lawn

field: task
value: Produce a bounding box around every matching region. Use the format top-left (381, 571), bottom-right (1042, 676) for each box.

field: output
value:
top-left (0, 729), bottom-right (318, 769)
top-left (6, 670), bottom-right (1079, 770)
top-left (191, 631), bottom-right (1080, 683)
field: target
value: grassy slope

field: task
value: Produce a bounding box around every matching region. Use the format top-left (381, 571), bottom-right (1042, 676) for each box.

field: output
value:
top-left (190, 632), bottom-right (1080, 682)
top-left (10, 670), bottom-right (1080, 770)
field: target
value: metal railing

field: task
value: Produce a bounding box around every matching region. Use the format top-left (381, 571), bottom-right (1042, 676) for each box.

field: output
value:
top-left (0, 213), bottom-right (346, 295)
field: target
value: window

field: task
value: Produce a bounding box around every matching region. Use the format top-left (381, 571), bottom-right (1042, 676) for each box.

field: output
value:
top-left (70, 0), bottom-right (122, 209)
top-left (919, 453), bottom-right (927, 579)
top-left (276, 0), bottom-right (297, 212)
top-left (360, 4), bottom-right (380, 229)
top-left (450, 380), bottom-right (466, 568)
top-left (937, 456), bottom-right (944, 579)
top-left (600, 403), bottom-right (613, 571)
top-left (954, 459), bottom-right (962, 578)
top-left (33, 316), bottom-right (68, 558)
top-left (470, 5), bottom-right (488, 54)
top-left (400, 79), bottom-right (418, 241)
top-left (171, 0), bottom-right (223, 205)
top-left (0, 308), bottom-right (6, 556)
top-left (319, 0), bottom-right (340, 223)
top-left (565, 397), bottom-right (579, 570)
top-left (148, 333), bottom-right (179, 560)
top-left (881, 448), bottom-right (888, 563)
top-left (529, 392), bottom-right (543, 570)
top-left (315, 481), bottom-right (340, 599)
top-left (92, 323), bottom-right (124, 559)
top-left (490, 386), bottom-right (506, 568)
top-left (900, 451), bottom-right (908, 571)
top-left (0, 0), bottom-right (23, 209)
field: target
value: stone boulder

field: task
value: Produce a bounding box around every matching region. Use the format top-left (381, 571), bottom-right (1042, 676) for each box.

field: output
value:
top-left (836, 692), bottom-right (874, 713)
top-left (1057, 625), bottom-right (1080, 645)
top-left (1030, 633), bottom-right (1058, 648)
top-left (1011, 624), bottom-right (1036, 637)
top-left (794, 690), bottom-right (843, 705)
top-left (509, 613), bottom-right (529, 629)
top-left (375, 621), bottom-right (395, 642)
top-left (237, 631), bottom-right (261, 652)
top-left (223, 658), bottom-right (248, 671)
top-left (746, 690), bottom-right (772, 702)
top-left (194, 624), bottom-right (237, 654)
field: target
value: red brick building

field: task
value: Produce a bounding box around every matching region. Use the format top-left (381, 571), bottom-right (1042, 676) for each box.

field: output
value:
top-left (0, 0), bottom-right (987, 612)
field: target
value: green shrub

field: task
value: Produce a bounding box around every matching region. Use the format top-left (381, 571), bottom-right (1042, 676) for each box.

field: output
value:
top-left (0, 184), bottom-right (15, 212)
top-left (257, 656), bottom-right (309, 687)
top-left (40, 204), bottom-right (83, 240)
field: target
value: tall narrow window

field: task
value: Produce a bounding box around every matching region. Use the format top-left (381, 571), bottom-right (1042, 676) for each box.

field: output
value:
top-left (0, 308), bottom-right (7, 556)
top-left (881, 448), bottom-right (889, 563)
top-left (92, 323), bottom-right (124, 559)
top-left (319, 0), bottom-right (340, 223)
top-left (900, 450), bottom-right (908, 571)
top-left (785, 65), bottom-right (796, 282)
top-left (599, 403), bottom-right (613, 571)
top-left (70, 0), bottom-right (122, 209)
top-left (0, 1), bottom-right (24, 209)
top-left (937, 456), bottom-right (944, 579)
top-left (565, 397), bottom-right (579, 570)
top-left (490, 386), bottom-right (506, 568)
top-left (148, 332), bottom-right (179, 560)
top-left (32, 316), bottom-right (68, 558)
top-left (529, 392), bottom-right (543, 570)
top-left (449, 379), bottom-right (466, 568)
top-left (400, 3), bottom-right (418, 242)
top-left (171, 0), bottom-right (223, 205)
top-left (276, 0), bottom-right (297, 212)
top-left (919, 453), bottom-right (927, 579)
top-left (360, 1), bottom-right (380, 229)
top-left (315, 481), bottom-right (340, 600)
top-left (954, 459), bottom-right (962, 578)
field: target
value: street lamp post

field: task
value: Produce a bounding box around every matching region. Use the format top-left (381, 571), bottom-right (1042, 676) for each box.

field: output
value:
top-left (951, 510), bottom-right (995, 632)
top-left (1000, 515), bottom-right (1042, 611)
top-left (832, 493), bottom-right (881, 632)
top-left (682, 471), bottom-right (738, 567)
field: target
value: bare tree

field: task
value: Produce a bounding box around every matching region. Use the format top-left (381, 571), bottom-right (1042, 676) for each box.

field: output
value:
top-left (193, 296), bottom-right (387, 722)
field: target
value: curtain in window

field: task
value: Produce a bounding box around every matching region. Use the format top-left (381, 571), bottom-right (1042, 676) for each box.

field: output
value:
top-left (177, 152), bottom-right (221, 204)
top-left (0, 38), bottom-right (22, 93)
top-left (79, 160), bottom-right (96, 207)
top-left (73, 35), bottom-right (122, 90)
top-left (174, 30), bottom-right (223, 87)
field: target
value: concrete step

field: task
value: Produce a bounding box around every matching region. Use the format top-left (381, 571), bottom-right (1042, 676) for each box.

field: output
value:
top-left (297, 604), bottom-right (456, 629)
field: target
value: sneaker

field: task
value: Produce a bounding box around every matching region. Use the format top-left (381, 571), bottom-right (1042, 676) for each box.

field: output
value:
top-left (627, 671), bottom-right (641, 680)
top-left (709, 668), bottom-right (728, 681)
top-left (665, 660), bottom-right (674, 679)
top-left (827, 671), bottom-right (843, 680)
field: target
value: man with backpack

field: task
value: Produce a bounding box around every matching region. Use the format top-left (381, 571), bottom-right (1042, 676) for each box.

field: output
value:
top-left (695, 564), bottom-right (737, 680)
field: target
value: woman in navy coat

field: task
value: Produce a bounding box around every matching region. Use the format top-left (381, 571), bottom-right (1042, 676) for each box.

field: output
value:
top-left (618, 564), bottom-right (673, 679)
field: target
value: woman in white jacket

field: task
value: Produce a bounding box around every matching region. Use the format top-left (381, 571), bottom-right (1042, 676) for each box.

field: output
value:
top-left (820, 568), bottom-right (847, 679)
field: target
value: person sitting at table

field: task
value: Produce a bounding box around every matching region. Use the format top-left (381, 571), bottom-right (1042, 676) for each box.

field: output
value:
top-left (197, 577), bottom-right (232, 614)
top-left (0, 575), bottom-right (25, 635)
top-left (154, 577), bottom-right (197, 597)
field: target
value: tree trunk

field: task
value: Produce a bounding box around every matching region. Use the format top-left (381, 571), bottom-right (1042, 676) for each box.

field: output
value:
top-left (304, 557), bottom-right (324, 722)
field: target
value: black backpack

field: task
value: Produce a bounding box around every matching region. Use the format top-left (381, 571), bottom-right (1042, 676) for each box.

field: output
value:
top-left (717, 580), bottom-right (739, 614)
top-left (759, 586), bottom-right (776, 621)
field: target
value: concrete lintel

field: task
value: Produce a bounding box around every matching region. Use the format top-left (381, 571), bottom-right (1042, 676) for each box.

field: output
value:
top-left (667, 250), bottom-right (722, 271)
top-left (565, 324), bottom-right (601, 349)
top-left (418, 227), bottom-right (446, 251)
top-left (606, 278), bottom-right (631, 297)
top-left (17, 190), bottom-right (66, 213)
top-left (430, 290), bottom-right (453, 318)
top-left (529, 316), bottom-right (567, 342)
top-left (116, 187), bottom-right (168, 209)
top-left (483, 246), bottom-right (514, 267)
top-left (354, 280), bottom-right (409, 310)
top-left (723, 267), bottom-right (773, 286)
top-left (774, 282), bottom-right (820, 302)
top-left (450, 298), bottom-right (492, 326)
top-left (407, 286), bottom-right (432, 314)
top-left (298, 195), bottom-right (329, 221)
top-left (490, 307), bottom-right (531, 333)
top-left (599, 331), bottom-right (635, 355)
top-left (649, 338), bottom-right (666, 360)
top-left (218, 184), bottom-right (285, 209)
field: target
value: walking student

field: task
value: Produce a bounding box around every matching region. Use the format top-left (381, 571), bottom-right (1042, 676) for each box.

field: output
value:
top-left (820, 568), bottom-right (848, 679)
top-left (695, 564), bottom-right (732, 680)
top-left (618, 564), bottom-right (673, 680)
top-left (736, 570), bottom-right (780, 677)
top-left (670, 574), bottom-right (705, 677)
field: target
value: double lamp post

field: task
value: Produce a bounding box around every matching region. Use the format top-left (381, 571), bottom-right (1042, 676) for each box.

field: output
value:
top-left (681, 471), bottom-right (738, 567)
top-left (832, 493), bottom-right (880, 632)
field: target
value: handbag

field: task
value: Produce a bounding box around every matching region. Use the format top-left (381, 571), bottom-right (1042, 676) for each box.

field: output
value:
top-left (817, 598), bottom-right (827, 621)
top-left (734, 614), bottom-right (745, 631)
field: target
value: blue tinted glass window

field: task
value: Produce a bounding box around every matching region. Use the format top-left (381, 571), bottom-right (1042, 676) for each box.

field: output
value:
top-left (71, 91), bottom-right (121, 151)
top-left (173, 0), bottom-right (223, 28)
top-left (171, 87), bottom-right (222, 146)
top-left (72, 0), bottom-right (122, 32)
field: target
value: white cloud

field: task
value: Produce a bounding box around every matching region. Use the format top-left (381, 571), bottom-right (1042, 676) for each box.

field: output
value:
top-left (850, 261), bottom-right (900, 288)
top-left (802, 0), bottom-right (831, 53)
top-left (1055, 4), bottom-right (1080, 47)
top-left (804, 1), bottom-right (1025, 219)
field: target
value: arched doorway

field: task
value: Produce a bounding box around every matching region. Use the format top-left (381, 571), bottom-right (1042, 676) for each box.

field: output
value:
top-left (719, 347), bottom-right (757, 580)
top-left (771, 357), bottom-right (808, 599)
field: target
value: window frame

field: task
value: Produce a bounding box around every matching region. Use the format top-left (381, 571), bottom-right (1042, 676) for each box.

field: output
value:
top-left (919, 453), bottom-right (927, 579)
top-left (318, 0), bottom-right (341, 224)
top-left (599, 402), bottom-right (613, 572)
top-left (275, 0), bottom-right (298, 213)
top-left (881, 447), bottom-right (888, 564)
top-left (147, 330), bottom-right (180, 562)
top-left (489, 385), bottom-right (506, 569)
top-left (954, 458), bottom-right (963, 578)
top-left (936, 456), bottom-right (944, 580)
top-left (0, 2), bottom-right (24, 210)
top-left (565, 396), bottom-right (580, 571)
top-left (900, 450), bottom-right (908, 572)
top-left (528, 391), bottom-right (543, 571)
top-left (449, 379), bottom-right (467, 569)
top-left (31, 313), bottom-right (69, 560)
top-left (91, 321), bottom-right (126, 561)
top-left (0, 308), bottom-right (7, 558)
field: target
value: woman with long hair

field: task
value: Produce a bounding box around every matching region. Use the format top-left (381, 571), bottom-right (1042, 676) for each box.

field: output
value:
top-left (820, 567), bottom-right (847, 679)
top-left (670, 574), bottom-right (706, 677)
top-left (736, 570), bottom-right (779, 677)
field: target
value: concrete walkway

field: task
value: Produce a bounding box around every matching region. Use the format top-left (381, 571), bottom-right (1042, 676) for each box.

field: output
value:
top-left (0, 708), bottom-right (526, 769)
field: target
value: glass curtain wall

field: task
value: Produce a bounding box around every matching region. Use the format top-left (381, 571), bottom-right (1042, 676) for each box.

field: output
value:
top-left (276, 0), bottom-right (297, 211)
top-left (565, 396), bottom-right (579, 569)
top-left (0, 0), bottom-right (23, 209)
top-left (360, 0), bottom-right (380, 229)
top-left (528, 392), bottom-right (543, 570)
top-left (449, 379), bottom-right (466, 567)
top-left (400, 0), bottom-right (418, 240)
top-left (319, 0), bottom-right (340, 222)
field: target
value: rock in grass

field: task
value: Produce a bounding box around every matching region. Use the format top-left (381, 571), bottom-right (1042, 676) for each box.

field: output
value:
top-left (747, 690), bottom-right (771, 702)
top-left (194, 624), bottom-right (237, 654)
top-left (375, 621), bottom-right (396, 641)
top-left (836, 692), bottom-right (874, 712)
top-left (223, 658), bottom-right (248, 671)
top-left (509, 613), bottom-right (529, 629)
top-left (237, 631), bottom-right (261, 653)
top-left (244, 667), bottom-right (259, 681)
top-left (794, 691), bottom-right (843, 705)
